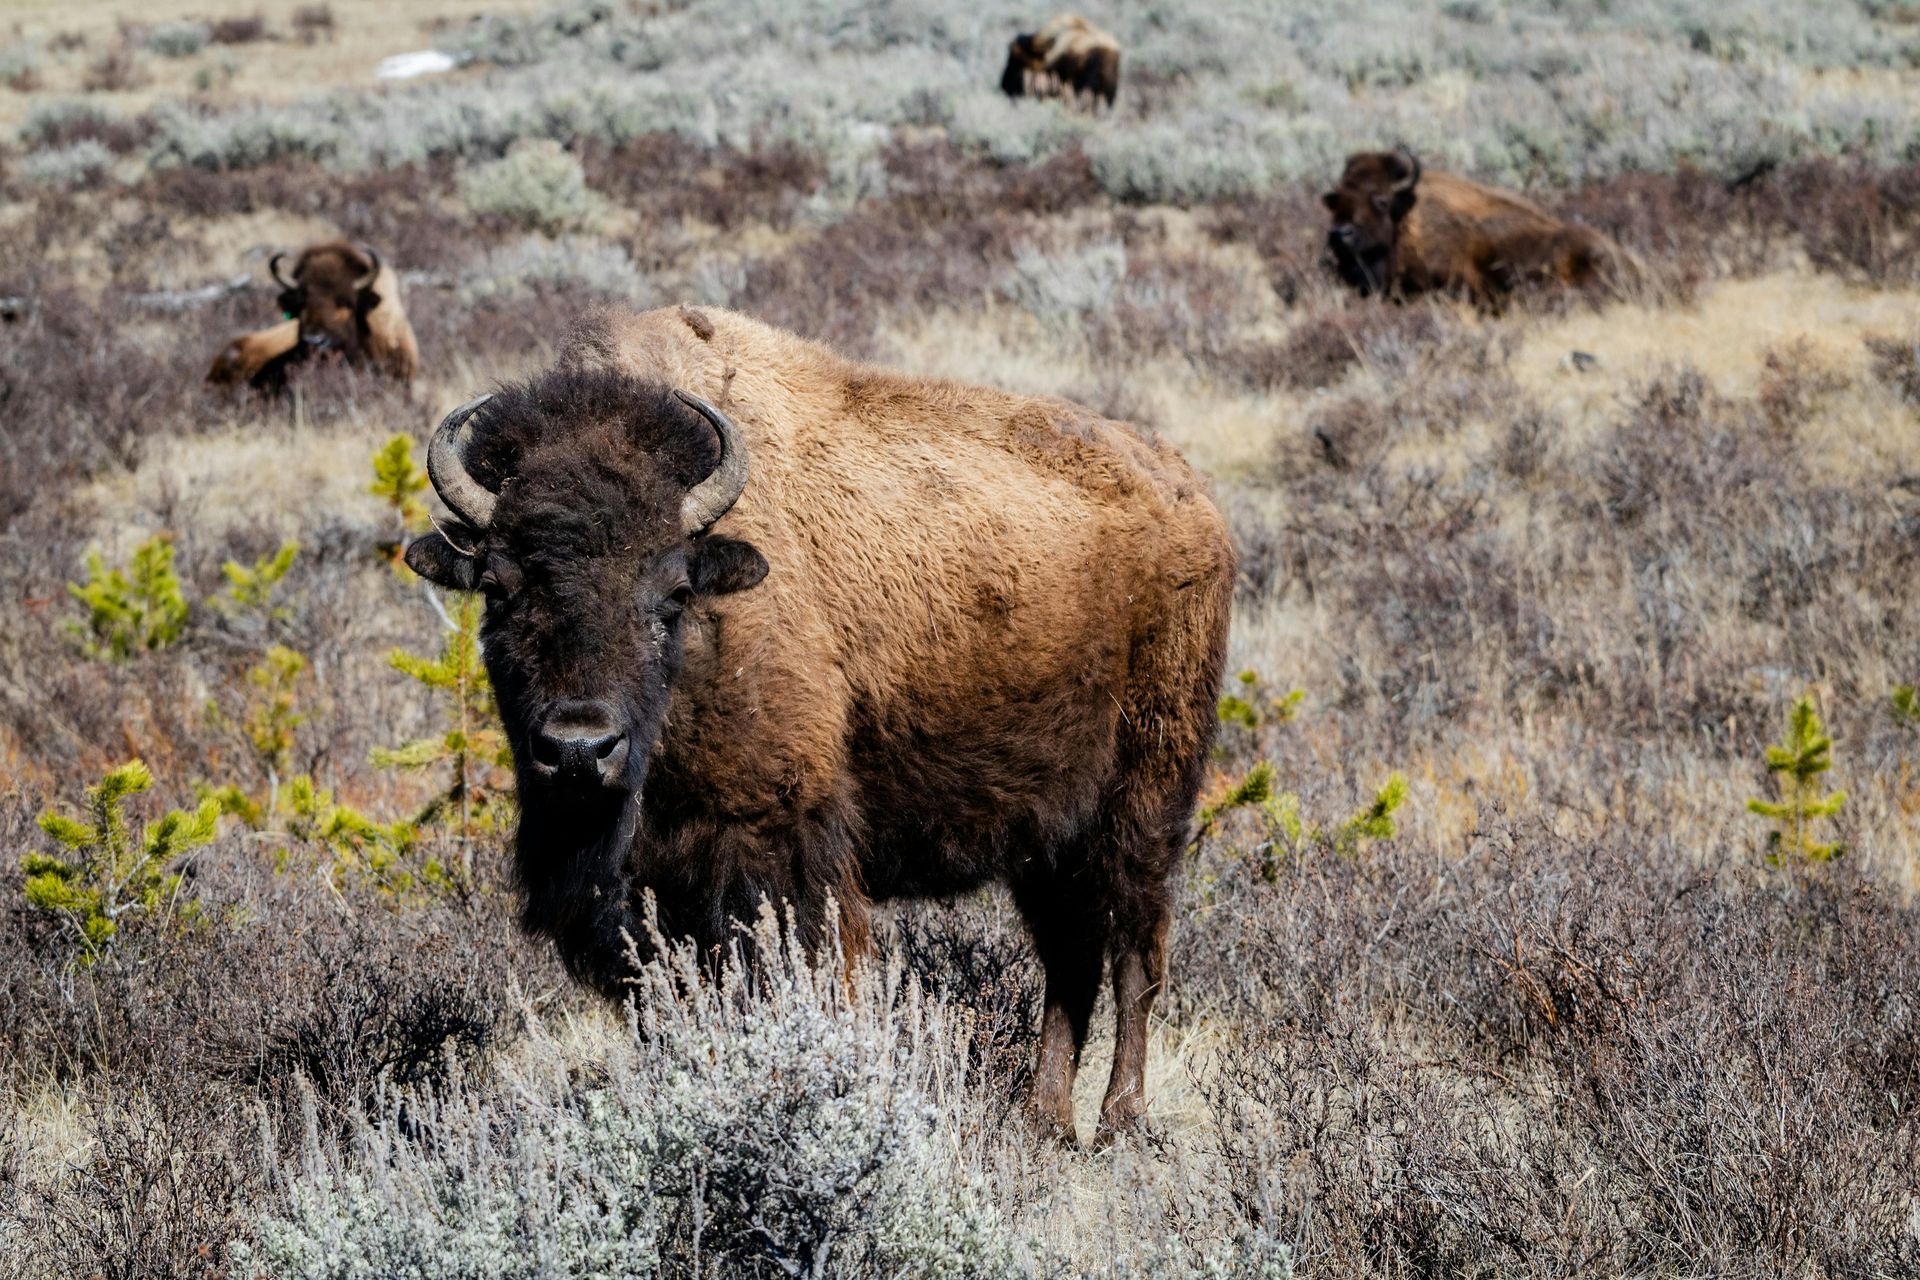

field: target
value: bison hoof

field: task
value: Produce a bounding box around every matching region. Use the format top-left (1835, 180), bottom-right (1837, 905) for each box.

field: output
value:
top-left (1092, 1102), bottom-right (1148, 1152)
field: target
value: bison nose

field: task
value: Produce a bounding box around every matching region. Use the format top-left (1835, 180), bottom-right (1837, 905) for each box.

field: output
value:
top-left (1331, 225), bottom-right (1357, 244)
top-left (531, 700), bottom-right (629, 787)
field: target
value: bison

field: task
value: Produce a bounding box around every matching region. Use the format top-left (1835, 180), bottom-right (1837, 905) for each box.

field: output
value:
top-left (207, 241), bottom-right (419, 391)
top-left (403, 305), bottom-right (1234, 1146)
top-left (1323, 149), bottom-right (1626, 306)
top-left (1001, 14), bottom-right (1121, 109)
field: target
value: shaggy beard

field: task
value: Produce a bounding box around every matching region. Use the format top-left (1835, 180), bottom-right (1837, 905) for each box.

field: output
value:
top-left (514, 780), bottom-right (648, 995)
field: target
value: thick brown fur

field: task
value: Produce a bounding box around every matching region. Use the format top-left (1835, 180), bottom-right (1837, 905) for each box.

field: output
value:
top-left (1002, 14), bottom-right (1120, 109)
top-left (405, 306), bottom-right (1233, 1145)
top-left (1324, 150), bottom-right (1628, 307)
top-left (205, 318), bottom-right (301, 392)
top-left (273, 240), bottom-right (419, 383)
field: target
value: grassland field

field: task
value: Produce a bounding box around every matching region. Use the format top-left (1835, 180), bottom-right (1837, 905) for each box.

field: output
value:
top-left (1, 2), bottom-right (1918, 1276)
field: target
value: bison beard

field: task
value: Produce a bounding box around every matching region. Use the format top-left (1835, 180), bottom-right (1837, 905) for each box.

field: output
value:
top-left (404, 306), bottom-right (1234, 1146)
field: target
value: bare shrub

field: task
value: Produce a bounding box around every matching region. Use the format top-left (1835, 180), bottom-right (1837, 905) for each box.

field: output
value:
top-left (209, 15), bottom-right (271, 46)
top-left (290, 4), bottom-right (334, 44)
top-left (1865, 329), bottom-right (1920, 404)
top-left (82, 43), bottom-right (147, 93)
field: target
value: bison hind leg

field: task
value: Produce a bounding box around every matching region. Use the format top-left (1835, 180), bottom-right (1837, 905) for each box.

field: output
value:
top-left (1012, 871), bottom-right (1109, 1145)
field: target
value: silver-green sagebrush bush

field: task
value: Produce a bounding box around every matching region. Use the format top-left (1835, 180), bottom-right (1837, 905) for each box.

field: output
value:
top-left (139, 0), bottom-right (1920, 196)
top-left (234, 907), bottom-right (1030, 1280)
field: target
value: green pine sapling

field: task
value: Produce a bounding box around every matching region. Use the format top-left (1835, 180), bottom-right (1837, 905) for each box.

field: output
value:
top-left (216, 539), bottom-right (299, 626)
top-left (20, 760), bottom-right (220, 961)
top-left (1748, 694), bottom-right (1847, 864)
top-left (68, 534), bottom-right (190, 660)
top-left (1217, 669), bottom-right (1305, 732)
top-left (370, 434), bottom-right (430, 568)
top-left (1194, 761), bottom-right (1406, 881)
top-left (373, 593), bottom-right (512, 866)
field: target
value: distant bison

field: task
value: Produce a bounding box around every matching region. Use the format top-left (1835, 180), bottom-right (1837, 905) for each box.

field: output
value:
top-left (208, 242), bottom-right (419, 391)
top-left (404, 305), bottom-right (1233, 1146)
top-left (206, 318), bottom-right (301, 392)
top-left (1323, 150), bottom-right (1626, 306)
top-left (1001, 14), bottom-right (1120, 109)
top-left (272, 241), bottom-right (419, 381)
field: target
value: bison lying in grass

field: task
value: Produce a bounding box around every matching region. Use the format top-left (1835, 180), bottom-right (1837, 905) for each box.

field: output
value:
top-left (404, 305), bottom-right (1233, 1146)
top-left (1324, 149), bottom-right (1628, 307)
top-left (208, 240), bottom-right (419, 390)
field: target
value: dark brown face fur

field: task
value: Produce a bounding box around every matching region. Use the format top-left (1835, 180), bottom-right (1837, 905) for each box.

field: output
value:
top-left (1323, 152), bottom-right (1420, 295)
top-left (279, 242), bottom-right (378, 360)
top-left (404, 368), bottom-right (768, 982)
top-left (1002, 33), bottom-right (1041, 96)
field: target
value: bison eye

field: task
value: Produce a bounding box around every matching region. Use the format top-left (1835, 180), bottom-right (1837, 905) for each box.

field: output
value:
top-left (656, 583), bottom-right (693, 618)
top-left (478, 569), bottom-right (506, 598)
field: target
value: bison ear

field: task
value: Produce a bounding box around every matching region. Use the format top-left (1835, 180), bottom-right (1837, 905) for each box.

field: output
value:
top-left (1322, 191), bottom-right (1340, 213)
top-left (691, 535), bottom-right (768, 597)
top-left (404, 530), bottom-right (481, 590)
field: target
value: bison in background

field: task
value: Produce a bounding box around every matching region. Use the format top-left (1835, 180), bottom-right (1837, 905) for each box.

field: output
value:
top-left (404, 305), bottom-right (1234, 1147)
top-left (207, 240), bottom-right (419, 391)
top-left (1002, 14), bottom-right (1121, 109)
top-left (1323, 149), bottom-right (1629, 307)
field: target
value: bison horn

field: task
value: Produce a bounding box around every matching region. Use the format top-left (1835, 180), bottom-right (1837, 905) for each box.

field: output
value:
top-left (674, 389), bottom-right (750, 536)
top-left (268, 251), bottom-right (294, 290)
top-left (427, 394), bottom-right (499, 530)
top-left (1392, 148), bottom-right (1422, 193)
top-left (354, 245), bottom-right (382, 292)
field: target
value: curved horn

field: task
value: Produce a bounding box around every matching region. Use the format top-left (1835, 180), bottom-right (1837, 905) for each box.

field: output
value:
top-left (674, 389), bottom-right (749, 536)
top-left (1392, 148), bottom-right (1422, 193)
top-left (354, 245), bottom-right (382, 292)
top-left (269, 251), bottom-right (294, 290)
top-left (427, 394), bottom-right (499, 529)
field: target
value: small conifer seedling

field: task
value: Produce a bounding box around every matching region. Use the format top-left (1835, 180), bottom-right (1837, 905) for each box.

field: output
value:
top-left (67, 534), bottom-right (190, 660)
top-left (374, 594), bottom-right (512, 854)
top-left (216, 539), bottom-right (299, 625)
top-left (20, 760), bottom-right (221, 960)
top-left (370, 434), bottom-right (430, 567)
top-left (1748, 694), bottom-right (1847, 863)
top-left (1894, 684), bottom-right (1919, 728)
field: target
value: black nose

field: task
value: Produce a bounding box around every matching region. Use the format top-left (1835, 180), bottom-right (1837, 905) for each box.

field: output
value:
top-left (1331, 225), bottom-right (1357, 244)
top-left (530, 700), bottom-right (629, 787)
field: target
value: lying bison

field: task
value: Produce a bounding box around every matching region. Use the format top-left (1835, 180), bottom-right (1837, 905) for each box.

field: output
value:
top-left (1323, 149), bottom-right (1626, 306)
top-left (208, 241), bottom-right (419, 390)
top-left (405, 305), bottom-right (1233, 1145)
top-left (1001, 14), bottom-right (1121, 109)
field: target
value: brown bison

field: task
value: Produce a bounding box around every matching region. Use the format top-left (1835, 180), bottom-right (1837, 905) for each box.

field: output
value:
top-left (1001, 14), bottom-right (1121, 109)
top-left (206, 318), bottom-right (302, 392)
top-left (404, 305), bottom-right (1233, 1146)
top-left (207, 241), bottom-right (419, 390)
top-left (1323, 149), bottom-right (1626, 306)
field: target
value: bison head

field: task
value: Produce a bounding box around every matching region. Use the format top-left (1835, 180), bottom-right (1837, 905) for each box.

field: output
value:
top-left (1002, 33), bottom-right (1040, 96)
top-left (270, 241), bottom-right (384, 362)
top-left (404, 370), bottom-right (767, 843)
top-left (1322, 149), bottom-right (1421, 296)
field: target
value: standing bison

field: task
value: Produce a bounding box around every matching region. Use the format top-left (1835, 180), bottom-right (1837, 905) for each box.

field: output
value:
top-left (1323, 149), bottom-right (1627, 306)
top-left (208, 241), bottom-right (419, 390)
top-left (404, 305), bottom-right (1234, 1145)
top-left (1001, 14), bottom-right (1121, 109)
